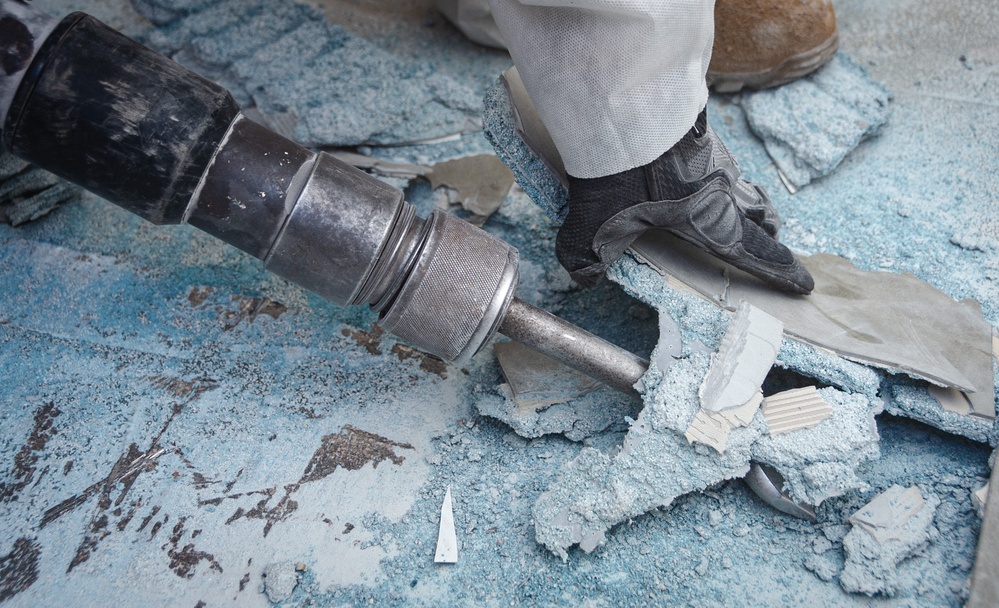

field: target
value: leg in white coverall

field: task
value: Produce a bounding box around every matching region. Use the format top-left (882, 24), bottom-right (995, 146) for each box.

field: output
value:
top-left (486, 0), bottom-right (815, 294)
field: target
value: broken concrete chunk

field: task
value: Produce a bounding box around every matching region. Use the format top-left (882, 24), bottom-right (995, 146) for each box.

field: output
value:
top-left (533, 355), bottom-right (759, 560)
top-left (849, 486), bottom-right (926, 545)
top-left (762, 386), bottom-right (834, 435)
top-left (752, 387), bottom-right (881, 505)
top-left (262, 561), bottom-right (300, 603)
top-left (434, 486), bottom-right (458, 564)
top-left (1, 155), bottom-right (79, 226)
top-left (743, 53), bottom-right (892, 189)
top-left (699, 302), bottom-right (783, 413)
top-left (429, 154), bottom-right (515, 222)
top-left (840, 486), bottom-right (940, 597)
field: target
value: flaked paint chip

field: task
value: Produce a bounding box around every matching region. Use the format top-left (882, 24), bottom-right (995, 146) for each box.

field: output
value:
top-left (684, 392), bottom-right (763, 453)
top-left (434, 486), bottom-right (458, 564)
top-left (684, 410), bottom-right (731, 453)
top-left (849, 485), bottom-right (926, 546)
top-left (699, 301), bottom-right (783, 413)
top-left (762, 386), bottom-right (834, 435)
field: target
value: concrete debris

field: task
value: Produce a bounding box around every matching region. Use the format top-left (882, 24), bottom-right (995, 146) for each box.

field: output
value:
top-left (133, 0), bottom-right (483, 146)
top-left (840, 486), bottom-right (940, 597)
top-left (434, 486), bottom-right (458, 564)
top-left (479, 342), bottom-right (635, 441)
top-left (428, 154), bottom-right (515, 224)
top-left (762, 386), bottom-right (834, 435)
top-left (629, 234), bottom-right (995, 414)
top-left (532, 354), bottom-right (758, 560)
top-left (742, 53), bottom-right (892, 189)
top-left (0, 156), bottom-right (79, 226)
top-left (262, 561), bottom-right (300, 603)
top-left (753, 387), bottom-right (881, 506)
top-left (973, 482), bottom-right (989, 517)
top-left (699, 302), bottom-right (783, 413)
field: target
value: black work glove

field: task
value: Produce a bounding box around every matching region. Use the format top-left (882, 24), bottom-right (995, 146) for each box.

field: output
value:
top-left (555, 110), bottom-right (813, 294)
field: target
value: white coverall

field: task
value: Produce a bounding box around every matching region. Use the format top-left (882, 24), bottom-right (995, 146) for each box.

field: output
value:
top-left (485, 0), bottom-right (715, 179)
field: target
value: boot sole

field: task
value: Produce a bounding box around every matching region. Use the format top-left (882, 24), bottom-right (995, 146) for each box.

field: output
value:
top-left (708, 30), bottom-right (840, 93)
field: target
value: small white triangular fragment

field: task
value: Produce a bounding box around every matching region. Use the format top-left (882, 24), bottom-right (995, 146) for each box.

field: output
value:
top-left (434, 486), bottom-right (458, 564)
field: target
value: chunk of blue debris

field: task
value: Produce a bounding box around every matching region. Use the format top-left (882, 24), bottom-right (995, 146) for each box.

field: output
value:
top-left (132, 0), bottom-right (482, 147)
top-left (742, 53), bottom-right (892, 189)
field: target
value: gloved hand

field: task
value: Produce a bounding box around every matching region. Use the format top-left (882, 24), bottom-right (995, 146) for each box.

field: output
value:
top-left (555, 110), bottom-right (814, 294)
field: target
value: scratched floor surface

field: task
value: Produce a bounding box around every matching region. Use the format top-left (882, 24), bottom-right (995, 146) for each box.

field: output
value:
top-left (1, 0), bottom-right (998, 606)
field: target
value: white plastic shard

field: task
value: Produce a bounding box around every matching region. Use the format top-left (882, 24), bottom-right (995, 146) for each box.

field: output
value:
top-left (762, 386), bottom-right (834, 435)
top-left (434, 486), bottom-right (458, 564)
top-left (699, 301), bottom-right (783, 413)
top-left (849, 485), bottom-right (926, 546)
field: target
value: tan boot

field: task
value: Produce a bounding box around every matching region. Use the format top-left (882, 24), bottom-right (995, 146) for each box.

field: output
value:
top-left (709, 0), bottom-right (839, 93)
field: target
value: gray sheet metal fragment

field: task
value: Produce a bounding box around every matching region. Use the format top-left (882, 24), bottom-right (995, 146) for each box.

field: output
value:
top-left (630, 231), bottom-right (994, 419)
top-left (744, 463), bottom-right (816, 522)
top-left (328, 151), bottom-right (432, 179)
top-left (494, 341), bottom-right (601, 408)
top-left (428, 154), bottom-right (515, 221)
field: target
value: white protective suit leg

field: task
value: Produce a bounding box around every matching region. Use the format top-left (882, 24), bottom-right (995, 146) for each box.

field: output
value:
top-left (488, 0), bottom-right (715, 179)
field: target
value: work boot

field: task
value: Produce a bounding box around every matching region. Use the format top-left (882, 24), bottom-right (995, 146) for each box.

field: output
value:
top-left (555, 110), bottom-right (814, 294)
top-left (708, 0), bottom-right (839, 92)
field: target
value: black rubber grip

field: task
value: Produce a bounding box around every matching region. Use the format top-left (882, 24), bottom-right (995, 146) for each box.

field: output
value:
top-left (3, 13), bottom-right (240, 224)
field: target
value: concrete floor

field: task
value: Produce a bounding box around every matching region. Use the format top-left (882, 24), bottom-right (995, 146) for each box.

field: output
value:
top-left (1, 0), bottom-right (997, 606)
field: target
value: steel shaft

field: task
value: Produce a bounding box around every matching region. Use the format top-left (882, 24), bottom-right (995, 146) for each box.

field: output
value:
top-left (499, 297), bottom-right (649, 395)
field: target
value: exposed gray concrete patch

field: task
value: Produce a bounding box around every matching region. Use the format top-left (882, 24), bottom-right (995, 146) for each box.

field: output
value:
top-left (742, 53), bottom-right (892, 189)
top-left (840, 486), bottom-right (940, 597)
top-left (476, 382), bottom-right (635, 443)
